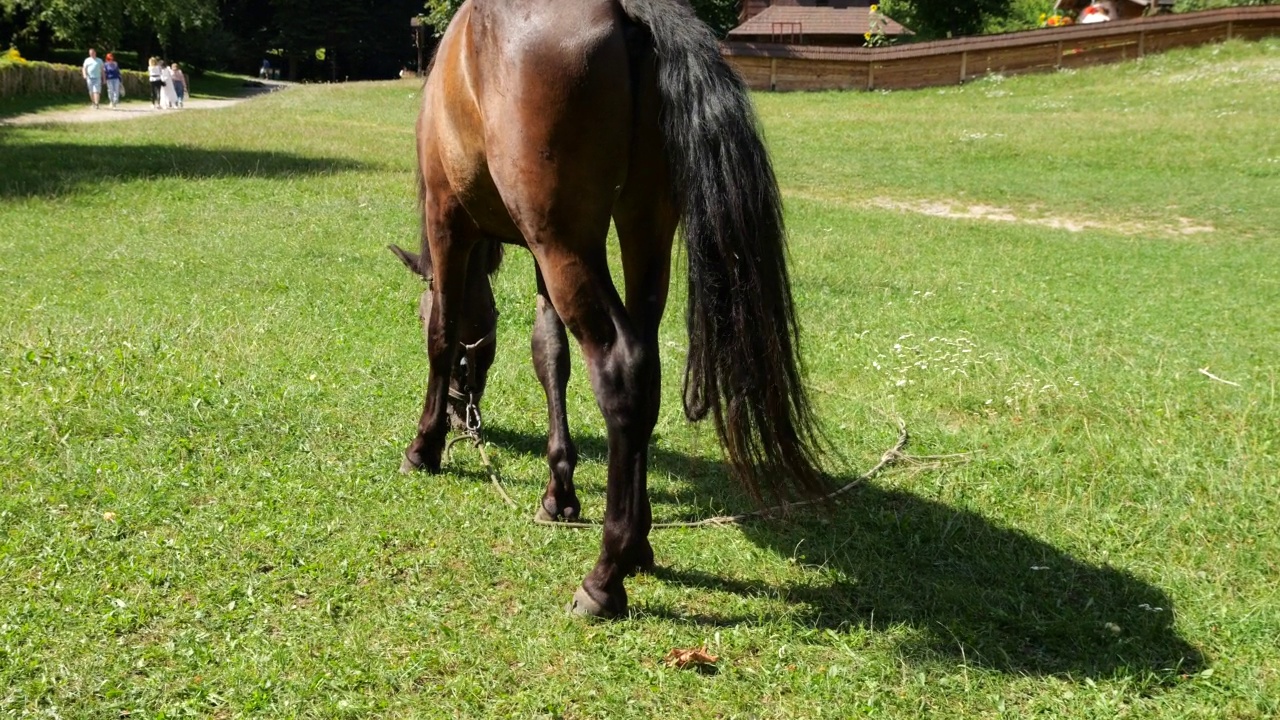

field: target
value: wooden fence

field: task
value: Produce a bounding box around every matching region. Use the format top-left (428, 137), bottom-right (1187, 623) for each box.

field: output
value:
top-left (722, 6), bottom-right (1280, 92)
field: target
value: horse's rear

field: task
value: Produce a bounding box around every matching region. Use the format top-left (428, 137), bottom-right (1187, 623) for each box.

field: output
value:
top-left (403, 0), bottom-right (827, 617)
top-left (418, 0), bottom-right (638, 244)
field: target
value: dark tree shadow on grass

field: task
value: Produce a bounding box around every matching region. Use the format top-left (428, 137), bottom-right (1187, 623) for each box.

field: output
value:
top-left (477, 425), bottom-right (1204, 682)
top-left (0, 139), bottom-right (365, 198)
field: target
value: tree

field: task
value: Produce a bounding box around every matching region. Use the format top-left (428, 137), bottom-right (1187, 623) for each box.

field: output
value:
top-left (1, 0), bottom-right (217, 51)
top-left (690, 0), bottom-right (740, 36)
top-left (880, 0), bottom-right (1012, 39)
top-left (264, 0), bottom-right (420, 80)
top-left (420, 0), bottom-right (462, 35)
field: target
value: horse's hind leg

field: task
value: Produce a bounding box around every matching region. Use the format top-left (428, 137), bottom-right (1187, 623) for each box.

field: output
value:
top-left (402, 193), bottom-right (483, 473)
top-left (598, 132), bottom-right (680, 580)
top-left (531, 266), bottom-right (580, 522)
top-left (562, 117), bottom-right (680, 615)
top-left (529, 245), bottom-right (656, 618)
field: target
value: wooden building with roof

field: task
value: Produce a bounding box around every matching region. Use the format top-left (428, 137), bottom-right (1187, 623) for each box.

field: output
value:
top-left (729, 0), bottom-right (913, 46)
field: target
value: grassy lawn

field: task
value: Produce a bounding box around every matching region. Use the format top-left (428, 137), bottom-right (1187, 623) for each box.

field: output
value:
top-left (1, 39), bottom-right (1277, 718)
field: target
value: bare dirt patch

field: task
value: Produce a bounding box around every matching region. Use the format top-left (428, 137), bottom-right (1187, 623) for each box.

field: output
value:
top-left (867, 197), bottom-right (1215, 237)
top-left (787, 189), bottom-right (1215, 237)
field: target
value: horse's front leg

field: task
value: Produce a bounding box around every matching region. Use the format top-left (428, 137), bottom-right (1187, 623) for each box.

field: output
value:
top-left (402, 197), bottom-right (479, 474)
top-left (531, 267), bottom-right (581, 522)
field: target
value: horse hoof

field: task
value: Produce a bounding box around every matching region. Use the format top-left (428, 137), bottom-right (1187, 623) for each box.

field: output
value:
top-left (535, 499), bottom-right (581, 523)
top-left (402, 444), bottom-right (443, 474)
top-left (566, 586), bottom-right (618, 619)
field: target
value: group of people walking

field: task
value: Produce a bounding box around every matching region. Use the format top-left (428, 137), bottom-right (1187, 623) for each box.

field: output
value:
top-left (147, 56), bottom-right (187, 109)
top-left (80, 48), bottom-right (188, 110)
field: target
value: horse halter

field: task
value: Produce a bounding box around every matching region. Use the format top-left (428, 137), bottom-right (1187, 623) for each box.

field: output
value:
top-left (448, 320), bottom-right (497, 435)
top-left (420, 271), bottom-right (498, 435)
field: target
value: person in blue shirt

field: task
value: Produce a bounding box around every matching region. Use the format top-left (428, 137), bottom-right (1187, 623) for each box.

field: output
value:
top-left (103, 52), bottom-right (123, 108)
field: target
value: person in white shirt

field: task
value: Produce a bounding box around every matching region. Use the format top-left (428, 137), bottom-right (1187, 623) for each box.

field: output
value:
top-left (148, 57), bottom-right (164, 109)
top-left (81, 48), bottom-right (104, 109)
top-left (160, 61), bottom-right (177, 109)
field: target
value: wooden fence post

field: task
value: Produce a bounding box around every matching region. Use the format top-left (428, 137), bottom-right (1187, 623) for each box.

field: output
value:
top-left (769, 58), bottom-right (777, 91)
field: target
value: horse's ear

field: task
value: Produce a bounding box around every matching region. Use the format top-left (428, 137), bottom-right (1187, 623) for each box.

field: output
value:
top-left (388, 244), bottom-right (423, 276)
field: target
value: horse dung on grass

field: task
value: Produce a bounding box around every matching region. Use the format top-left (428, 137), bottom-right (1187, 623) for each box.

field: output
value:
top-left (391, 0), bottom-right (830, 618)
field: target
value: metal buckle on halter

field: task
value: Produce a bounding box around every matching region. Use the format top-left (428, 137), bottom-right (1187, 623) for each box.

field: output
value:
top-left (464, 392), bottom-right (482, 434)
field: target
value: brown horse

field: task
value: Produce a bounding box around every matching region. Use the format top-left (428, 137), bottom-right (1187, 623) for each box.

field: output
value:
top-left (393, 0), bottom-right (828, 618)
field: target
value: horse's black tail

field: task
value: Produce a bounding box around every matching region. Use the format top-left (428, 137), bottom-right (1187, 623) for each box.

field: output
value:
top-left (619, 0), bottom-right (829, 504)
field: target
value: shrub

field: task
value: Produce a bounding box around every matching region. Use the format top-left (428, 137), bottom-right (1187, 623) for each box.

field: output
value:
top-left (984, 0), bottom-right (1060, 33)
top-left (0, 59), bottom-right (148, 99)
top-left (1, 46), bottom-right (30, 67)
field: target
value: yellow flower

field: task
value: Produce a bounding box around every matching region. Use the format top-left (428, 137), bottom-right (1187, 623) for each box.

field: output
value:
top-left (870, 4), bottom-right (879, 12)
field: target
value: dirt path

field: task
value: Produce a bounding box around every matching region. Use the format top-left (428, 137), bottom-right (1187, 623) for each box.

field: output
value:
top-left (1, 83), bottom-right (285, 127)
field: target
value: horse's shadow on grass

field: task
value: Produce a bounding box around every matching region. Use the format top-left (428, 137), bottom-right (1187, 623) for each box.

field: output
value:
top-left (482, 425), bottom-right (1204, 681)
top-left (0, 139), bottom-right (365, 198)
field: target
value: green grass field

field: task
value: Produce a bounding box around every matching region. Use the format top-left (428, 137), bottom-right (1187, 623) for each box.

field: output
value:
top-left (1, 39), bottom-right (1277, 718)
